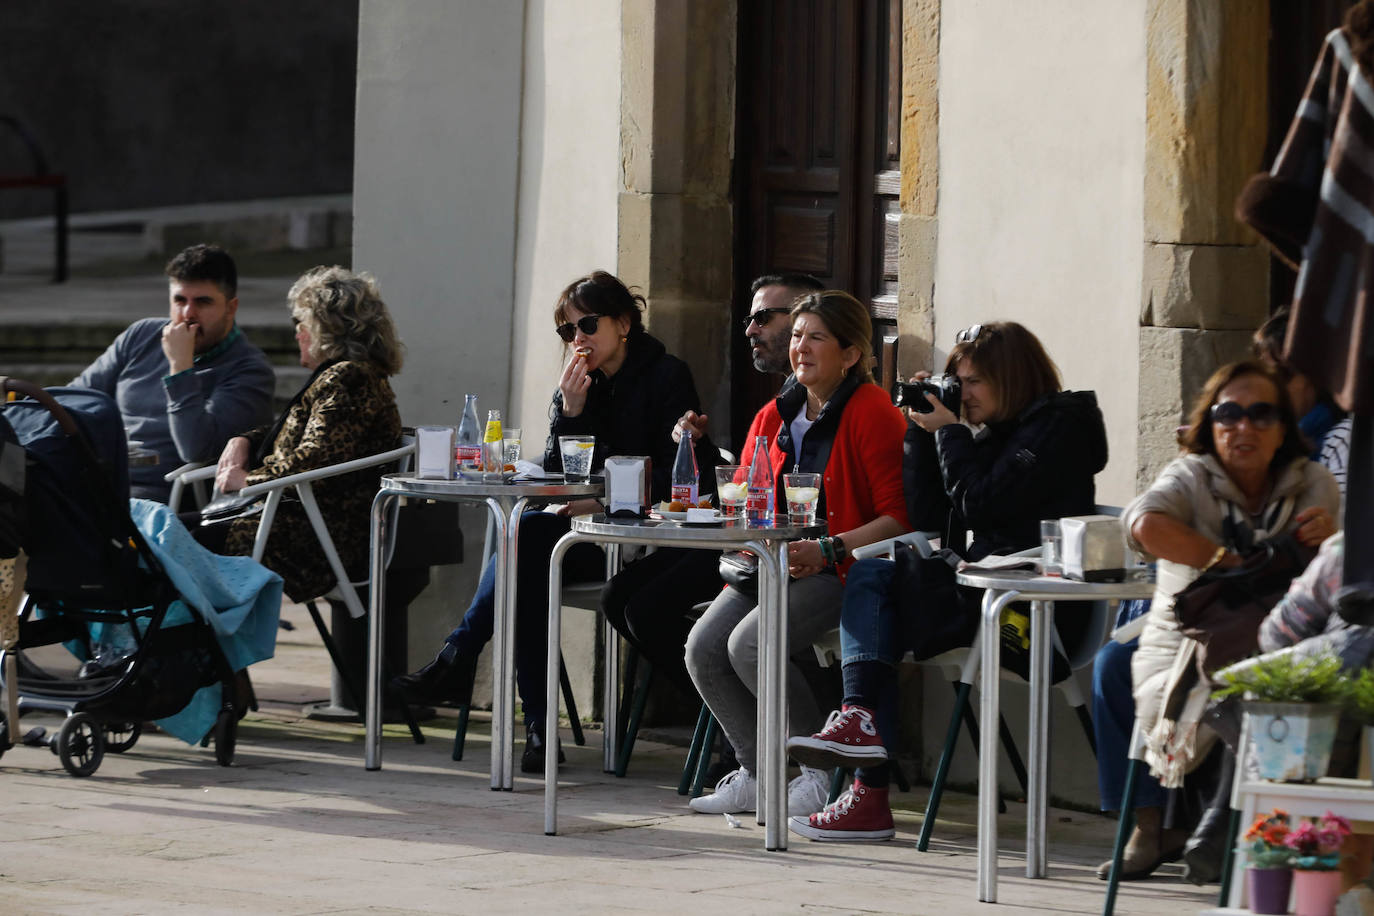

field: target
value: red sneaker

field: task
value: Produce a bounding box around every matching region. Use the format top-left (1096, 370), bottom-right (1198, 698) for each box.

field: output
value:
top-left (789, 779), bottom-right (895, 842)
top-left (786, 705), bottom-right (887, 769)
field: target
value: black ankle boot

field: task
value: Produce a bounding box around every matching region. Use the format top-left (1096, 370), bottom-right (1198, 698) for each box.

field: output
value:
top-left (521, 722), bottom-right (565, 774)
top-left (390, 643), bottom-right (476, 705)
top-left (1182, 806), bottom-right (1231, 885)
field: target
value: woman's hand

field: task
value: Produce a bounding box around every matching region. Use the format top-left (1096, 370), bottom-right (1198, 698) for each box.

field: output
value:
top-left (901, 371), bottom-right (932, 424)
top-left (1292, 505), bottom-right (1336, 548)
top-left (787, 539), bottom-right (827, 578)
top-left (555, 498), bottom-right (604, 518)
top-left (672, 410), bottom-right (709, 444)
top-left (909, 394), bottom-right (959, 433)
top-left (215, 436), bottom-right (251, 493)
top-left (559, 350), bottom-right (592, 418)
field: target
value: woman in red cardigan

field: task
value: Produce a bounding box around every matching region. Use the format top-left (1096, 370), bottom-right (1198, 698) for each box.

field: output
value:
top-left (685, 289), bottom-right (909, 818)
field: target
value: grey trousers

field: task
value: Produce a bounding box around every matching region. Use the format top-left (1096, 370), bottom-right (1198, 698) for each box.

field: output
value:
top-left (684, 573), bottom-right (843, 773)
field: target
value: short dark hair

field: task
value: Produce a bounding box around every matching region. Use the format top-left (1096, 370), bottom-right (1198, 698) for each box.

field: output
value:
top-left (750, 273), bottom-right (824, 296)
top-left (1180, 360), bottom-right (1308, 468)
top-left (165, 244), bottom-right (237, 299)
top-left (944, 321), bottom-right (1060, 422)
top-left (1252, 307), bottom-right (1292, 368)
top-left (554, 271), bottom-right (645, 333)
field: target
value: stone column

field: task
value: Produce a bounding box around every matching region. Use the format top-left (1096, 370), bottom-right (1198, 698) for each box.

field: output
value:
top-left (618, 0), bottom-right (737, 428)
top-left (1139, 0), bottom-right (1270, 486)
top-left (897, 0), bottom-right (941, 376)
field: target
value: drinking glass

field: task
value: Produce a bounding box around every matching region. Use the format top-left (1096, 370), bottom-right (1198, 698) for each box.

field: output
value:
top-left (502, 428), bottom-right (522, 466)
top-left (714, 465), bottom-right (747, 519)
top-left (558, 435), bottom-right (595, 482)
top-left (1040, 519), bottom-right (1062, 577)
top-left (784, 473), bottom-right (821, 526)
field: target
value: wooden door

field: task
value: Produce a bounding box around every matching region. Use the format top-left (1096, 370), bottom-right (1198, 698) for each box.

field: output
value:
top-left (732, 0), bottom-right (900, 447)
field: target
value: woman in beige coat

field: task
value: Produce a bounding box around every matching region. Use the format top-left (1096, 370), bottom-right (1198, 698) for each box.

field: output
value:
top-left (1117, 360), bottom-right (1338, 879)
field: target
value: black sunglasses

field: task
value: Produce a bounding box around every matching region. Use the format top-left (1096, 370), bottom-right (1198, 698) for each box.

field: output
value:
top-left (556, 314), bottom-right (602, 342)
top-left (955, 324), bottom-right (984, 344)
top-left (741, 307), bottom-right (792, 331)
top-left (1210, 401), bottom-right (1280, 429)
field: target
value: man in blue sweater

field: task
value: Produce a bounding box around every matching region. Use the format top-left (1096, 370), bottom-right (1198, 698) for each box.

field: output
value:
top-left (72, 244), bottom-right (276, 501)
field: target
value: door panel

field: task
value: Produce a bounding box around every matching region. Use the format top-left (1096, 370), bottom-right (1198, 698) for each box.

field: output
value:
top-left (734, 0), bottom-right (900, 445)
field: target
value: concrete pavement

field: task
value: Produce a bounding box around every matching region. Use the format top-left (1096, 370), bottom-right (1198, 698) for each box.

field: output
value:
top-left (0, 603), bottom-right (1217, 915)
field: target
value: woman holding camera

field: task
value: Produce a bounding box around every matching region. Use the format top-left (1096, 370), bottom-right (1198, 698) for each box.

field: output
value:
top-left (684, 290), bottom-right (909, 819)
top-left (785, 320), bottom-right (1107, 841)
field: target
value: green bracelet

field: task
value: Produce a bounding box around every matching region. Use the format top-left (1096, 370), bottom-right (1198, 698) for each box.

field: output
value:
top-left (818, 536), bottom-right (835, 564)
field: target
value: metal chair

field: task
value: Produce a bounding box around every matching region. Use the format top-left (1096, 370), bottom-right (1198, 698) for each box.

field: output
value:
top-left (167, 436), bottom-right (426, 743)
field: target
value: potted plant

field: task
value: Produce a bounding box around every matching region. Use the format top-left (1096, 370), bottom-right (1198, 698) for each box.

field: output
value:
top-left (1241, 808), bottom-right (1295, 914)
top-left (1213, 651), bottom-right (1349, 781)
top-left (1284, 811), bottom-right (1351, 916)
top-left (1346, 667), bottom-right (1374, 784)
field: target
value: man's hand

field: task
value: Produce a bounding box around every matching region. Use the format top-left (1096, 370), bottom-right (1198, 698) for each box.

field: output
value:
top-left (555, 498), bottom-right (604, 518)
top-left (161, 320), bottom-right (197, 375)
top-left (672, 410), bottom-right (709, 444)
top-left (215, 436), bottom-right (251, 493)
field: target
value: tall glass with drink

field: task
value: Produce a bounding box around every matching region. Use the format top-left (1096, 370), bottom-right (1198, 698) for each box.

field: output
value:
top-left (783, 473), bottom-right (820, 526)
top-left (502, 427), bottom-right (522, 466)
top-left (714, 465), bottom-right (746, 519)
top-left (558, 435), bottom-right (596, 482)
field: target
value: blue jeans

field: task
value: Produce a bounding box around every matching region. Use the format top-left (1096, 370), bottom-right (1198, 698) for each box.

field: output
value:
top-left (1093, 635), bottom-right (1165, 811)
top-left (837, 558), bottom-right (902, 763)
top-left (444, 510), bottom-right (602, 726)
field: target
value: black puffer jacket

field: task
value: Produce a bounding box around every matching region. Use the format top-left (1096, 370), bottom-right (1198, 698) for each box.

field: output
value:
top-left (542, 328), bottom-right (717, 502)
top-left (907, 390), bottom-right (1108, 561)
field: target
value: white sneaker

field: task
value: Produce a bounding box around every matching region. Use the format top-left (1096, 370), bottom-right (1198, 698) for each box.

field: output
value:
top-left (787, 765), bottom-right (831, 817)
top-left (688, 767), bottom-right (756, 814)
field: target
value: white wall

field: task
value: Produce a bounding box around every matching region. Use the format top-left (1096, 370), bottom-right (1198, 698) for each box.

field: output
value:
top-left (936, 0), bottom-right (1146, 508)
top-left (353, 1), bottom-right (526, 660)
top-left (509, 0), bottom-right (622, 451)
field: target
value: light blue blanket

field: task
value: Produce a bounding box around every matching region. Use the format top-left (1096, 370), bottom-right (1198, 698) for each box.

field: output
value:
top-left (78, 500), bottom-right (283, 744)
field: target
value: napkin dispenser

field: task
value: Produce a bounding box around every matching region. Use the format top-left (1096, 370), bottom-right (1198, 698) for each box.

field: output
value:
top-left (1060, 515), bottom-right (1127, 582)
top-left (604, 456), bottom-right (651, 517)
top-left (415, 425), bottom-right (456, 479)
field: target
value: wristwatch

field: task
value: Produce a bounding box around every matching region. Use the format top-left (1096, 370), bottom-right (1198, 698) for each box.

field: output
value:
top-left (831, 535), bottom-right (847, 563)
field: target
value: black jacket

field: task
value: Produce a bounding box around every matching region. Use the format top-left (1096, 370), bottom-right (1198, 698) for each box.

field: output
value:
top-left (906, 390), bottom-right (1108, 561)
top-left (542, 329), bottom-right (717, 502)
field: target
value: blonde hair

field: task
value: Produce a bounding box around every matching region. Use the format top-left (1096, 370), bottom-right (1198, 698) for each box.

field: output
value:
top-left (289, 266), bottom-right (404, 375)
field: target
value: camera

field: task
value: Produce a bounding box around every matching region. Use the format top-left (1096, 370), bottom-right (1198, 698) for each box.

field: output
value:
top-left (893, 374), bottom-right (962, 415)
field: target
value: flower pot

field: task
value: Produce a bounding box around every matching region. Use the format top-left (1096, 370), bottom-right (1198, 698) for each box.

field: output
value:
top-left (1248, 866), bottom-right (1293, 914)
top-left (1292, 868), bottom-right (1342, 916)
top-left (1244, 702), bottom-right (1340, 781)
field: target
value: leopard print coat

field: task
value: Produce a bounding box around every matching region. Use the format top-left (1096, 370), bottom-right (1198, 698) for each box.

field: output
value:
top-left (224, 360), bottom-right (401, 601)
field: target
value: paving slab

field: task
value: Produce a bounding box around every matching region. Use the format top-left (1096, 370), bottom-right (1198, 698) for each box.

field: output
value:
top-left (0, 603), bottom-right (1220, 914)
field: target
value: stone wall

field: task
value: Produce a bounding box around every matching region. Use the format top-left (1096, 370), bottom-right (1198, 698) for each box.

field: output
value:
top-left (617, 0), bottom-right (737, 434)
top-left (1138, 0), bottom-right (1271, 487)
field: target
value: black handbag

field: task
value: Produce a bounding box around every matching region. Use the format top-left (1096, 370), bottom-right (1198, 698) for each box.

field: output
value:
top-left (1174, 533), bottom-right (1316, 675)
top-left (718, 550), bottom-right (759, 596)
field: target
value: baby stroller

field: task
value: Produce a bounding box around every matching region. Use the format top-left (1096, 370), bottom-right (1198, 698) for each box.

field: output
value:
top-left (0, 378), bottom-right (244, 776)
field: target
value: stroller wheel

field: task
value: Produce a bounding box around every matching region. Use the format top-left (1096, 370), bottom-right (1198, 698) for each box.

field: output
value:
top-left (104, 722), bottom-right (142, 754)
top-left (213, 708), bottom-right (236, 767)
top-left (57, 713), bottom-right (105, 777)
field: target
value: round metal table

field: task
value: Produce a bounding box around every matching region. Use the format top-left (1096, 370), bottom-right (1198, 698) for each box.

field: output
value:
top-left (543, 513), bottom-right (825, 851)
top-left (364, 473), bottom-right (601, 789)
top-left (953, 567), bottom-right (1155, 903)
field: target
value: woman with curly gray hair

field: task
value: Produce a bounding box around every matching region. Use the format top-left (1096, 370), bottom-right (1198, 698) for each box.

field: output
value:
top-left (207, 266), bottom-right (404, 601)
